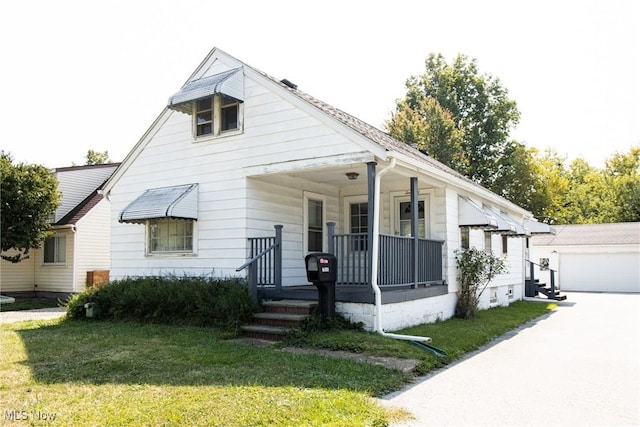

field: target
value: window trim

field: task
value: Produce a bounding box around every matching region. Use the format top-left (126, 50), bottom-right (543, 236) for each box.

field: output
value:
top-left (303, 192), bottom-right (327, 254)
top-left (192, 95), bottom-right (243, 140)
top-left (460, 227), bottom-right (470, 250)
top-left (484, 231), bottom-right (493, 253)
top-left (145, 218), bottom-right (197, 257)
top-left (43, 233), bottom-right (67, 265)
top-left (390, 191), bottom-right (432, 238)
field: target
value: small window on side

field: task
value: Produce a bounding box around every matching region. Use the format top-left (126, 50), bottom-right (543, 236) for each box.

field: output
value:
top-left (460, 227), bottom-right (469, 250)
top-left (502, 235), bottom-right (508, 256)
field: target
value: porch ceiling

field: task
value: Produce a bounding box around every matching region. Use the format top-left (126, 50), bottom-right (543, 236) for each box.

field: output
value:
top-left (248, 160), bottom-right (446, 189)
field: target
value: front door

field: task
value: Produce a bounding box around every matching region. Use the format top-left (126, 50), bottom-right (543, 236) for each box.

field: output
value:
top-left (393, 194), bottom-right (430, 238)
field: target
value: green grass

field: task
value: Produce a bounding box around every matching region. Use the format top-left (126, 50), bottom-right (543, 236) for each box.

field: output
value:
top-left (0, 297), bottom-right (61, 312)
top-left (283, 300), bottom-right (554, 374)
top-left (0, 301), bottom-right (553, 426)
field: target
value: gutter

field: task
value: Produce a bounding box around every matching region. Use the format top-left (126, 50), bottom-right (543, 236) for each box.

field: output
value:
top-left (370, 158), bottom-right (433, 344)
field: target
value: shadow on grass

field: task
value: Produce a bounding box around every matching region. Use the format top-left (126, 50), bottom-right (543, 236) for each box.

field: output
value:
top-left (11, 319), bottom-right (409, 396)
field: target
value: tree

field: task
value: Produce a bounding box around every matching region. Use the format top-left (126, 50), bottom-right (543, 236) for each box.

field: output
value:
top-left (387, 53), bottom-right (521, 194)
top-left (605, 146), bottom-right (640, 222)
top-left (85, 149), bottom-right (111, 165)
top-left (1, 152), bottom-right (60, 263)
top-left (387, 96), bottom-right (467, 172)
top-left (527, 149), bottom-right (571, 224)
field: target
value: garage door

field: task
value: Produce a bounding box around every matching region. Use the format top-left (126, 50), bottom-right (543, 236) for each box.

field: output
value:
top-left (559, 252), bottom-right (640, 292)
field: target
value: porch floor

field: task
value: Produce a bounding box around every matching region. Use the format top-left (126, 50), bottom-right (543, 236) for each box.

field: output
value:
top-left (258, 282), bottom-right (448, 304)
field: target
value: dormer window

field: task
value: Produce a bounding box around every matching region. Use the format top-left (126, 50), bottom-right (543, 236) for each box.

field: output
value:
top-left (168, 68), bottom-right (244, 139)
top-left (194, 94), bottom-right (241, 137)
top-left (196, 99), bottom-right (213, 136)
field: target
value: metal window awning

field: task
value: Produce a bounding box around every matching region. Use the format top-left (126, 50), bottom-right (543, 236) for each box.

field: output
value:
top-left (524, 219), bottom-right (556, 235)
top-left (119, 184), bottom-right (198, 224)
top-left (458, 196), bottom-right (498, 229)
top-left (168, 68), bottom-right (244, 114)
top-left (485, 207), bottom-right (530, 236)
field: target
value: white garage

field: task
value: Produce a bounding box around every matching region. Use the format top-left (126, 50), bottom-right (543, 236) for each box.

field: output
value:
top-left (531, 223), bottom-right (640, 293)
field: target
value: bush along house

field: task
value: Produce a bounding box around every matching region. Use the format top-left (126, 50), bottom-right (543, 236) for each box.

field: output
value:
top-left (102, 48), bottom-right (554, 333)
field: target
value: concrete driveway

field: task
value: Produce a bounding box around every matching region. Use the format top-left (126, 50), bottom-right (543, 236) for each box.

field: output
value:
top-left (381, 292), bottom-right (640, 426)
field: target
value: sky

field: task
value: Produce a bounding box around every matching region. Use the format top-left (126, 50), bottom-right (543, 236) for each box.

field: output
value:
top-left (1, 0), bottom-right (638, 169)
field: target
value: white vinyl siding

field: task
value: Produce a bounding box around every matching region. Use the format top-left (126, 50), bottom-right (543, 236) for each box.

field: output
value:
top-left (35, 229), bottom-right (74, 293)
top-left (74, 199), bottom-right (111, 292)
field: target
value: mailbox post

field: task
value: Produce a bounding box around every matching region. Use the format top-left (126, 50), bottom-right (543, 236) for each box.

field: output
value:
top-left (304, 253), bottom-right (337, 319)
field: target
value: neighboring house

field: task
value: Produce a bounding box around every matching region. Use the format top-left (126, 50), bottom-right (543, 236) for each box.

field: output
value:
top-left (102, 48), bottom-right (548, 331)
top-left (531, 222), bottom-right (640, 293)
top-left (1, 163), bottom-right (119, 298)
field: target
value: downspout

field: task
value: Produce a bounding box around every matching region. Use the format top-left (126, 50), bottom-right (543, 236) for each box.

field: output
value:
top-left (370, 158), bottom-right (432, 344)
top-left (71, 225), bottom-right (77, 293)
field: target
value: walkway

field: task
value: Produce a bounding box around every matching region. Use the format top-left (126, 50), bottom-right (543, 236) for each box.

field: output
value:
top-left (0, 307), bottom-right (67, 324)
top-left (381, 292), bottom-right (640, 426)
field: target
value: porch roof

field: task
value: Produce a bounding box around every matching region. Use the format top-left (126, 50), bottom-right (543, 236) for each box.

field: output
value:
top-left (119, 183), bottom-right (198, 224)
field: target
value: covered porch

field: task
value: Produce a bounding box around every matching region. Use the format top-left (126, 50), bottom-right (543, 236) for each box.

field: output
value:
top-left (238, 159), bottom-right (448, 305)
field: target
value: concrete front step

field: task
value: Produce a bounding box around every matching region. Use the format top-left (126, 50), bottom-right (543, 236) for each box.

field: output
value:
top-left (262, 299), bottom-right (318, 315)
top-left (240, 324), bottom-right (290, 341)
top-left (242, 299), bottom-right (318, 342)
top-left (251, 312), bottom-right (310, 327)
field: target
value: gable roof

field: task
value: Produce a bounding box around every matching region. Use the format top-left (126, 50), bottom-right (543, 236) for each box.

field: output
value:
top-left (54, 163), bottom-right (120, 226)
top-left (532, 222), bottom-right (640, 246)
top-left (104, 48), bottom-right (530, 216)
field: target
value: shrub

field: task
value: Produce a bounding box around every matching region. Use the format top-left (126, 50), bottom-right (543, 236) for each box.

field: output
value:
top-left (66, 276), bottom-right (258, 334)
top-left (455, 248), bottom-right (508, 319)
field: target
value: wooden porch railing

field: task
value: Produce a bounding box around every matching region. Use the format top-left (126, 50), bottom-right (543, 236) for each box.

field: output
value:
top-left (328, 223), bottom-right (444, 287)
top-left (236, 225), bottom-right (282, 302)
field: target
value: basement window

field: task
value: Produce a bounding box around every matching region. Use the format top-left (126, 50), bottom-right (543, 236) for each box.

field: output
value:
top-left (489, 287), bottom-right (498, 304)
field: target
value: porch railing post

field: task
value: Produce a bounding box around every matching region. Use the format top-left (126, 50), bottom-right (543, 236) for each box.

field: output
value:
top-left (410, 177), bottom-right (418, 287)
top-left (327, 221), bottom-right (336, 255)
top-left (248, 262), bottom-right (258, 303)
top-left (367, 162), bottom-right (376, 285)
top-left (274, 224), bottom-right (283, 293)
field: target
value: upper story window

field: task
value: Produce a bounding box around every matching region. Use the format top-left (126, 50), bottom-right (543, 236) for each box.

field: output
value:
top-left (194, 95), bottom-right (242, 138)
top-left (167, 68), bottom-right (245, 140)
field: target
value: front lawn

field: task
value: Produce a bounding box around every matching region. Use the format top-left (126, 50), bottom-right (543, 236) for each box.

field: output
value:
top-left (0, 301), bottom-right (553, 426)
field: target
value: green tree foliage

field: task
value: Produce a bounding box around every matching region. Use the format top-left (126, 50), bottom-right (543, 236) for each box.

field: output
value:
top-left (530, 146), bottom-right (639, 224)
top-left (605, 146), bottom-right (640, 222)
top-left (387, 53), bottom-right (521, 193)
top-left (387, 95), bottom-right (467, 172)
top-left (1, 152), bottom-right (60, 263)
top-left (85, 149), bottom-right (111, 165)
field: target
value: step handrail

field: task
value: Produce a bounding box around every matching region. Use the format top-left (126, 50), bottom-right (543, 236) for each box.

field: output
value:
top-left (237, 225), bottom-right (283, 302)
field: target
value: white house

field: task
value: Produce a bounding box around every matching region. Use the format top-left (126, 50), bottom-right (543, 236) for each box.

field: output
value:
top-left (531, 222), bottom-right (640, 293)
top-left (1, 163), bottom-right (118, 297)
top-left (102, 48), bottom-right (544, 331)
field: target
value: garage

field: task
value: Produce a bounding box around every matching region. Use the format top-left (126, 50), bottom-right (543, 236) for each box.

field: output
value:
top-left (531, 222), bottom-right (640, 293)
